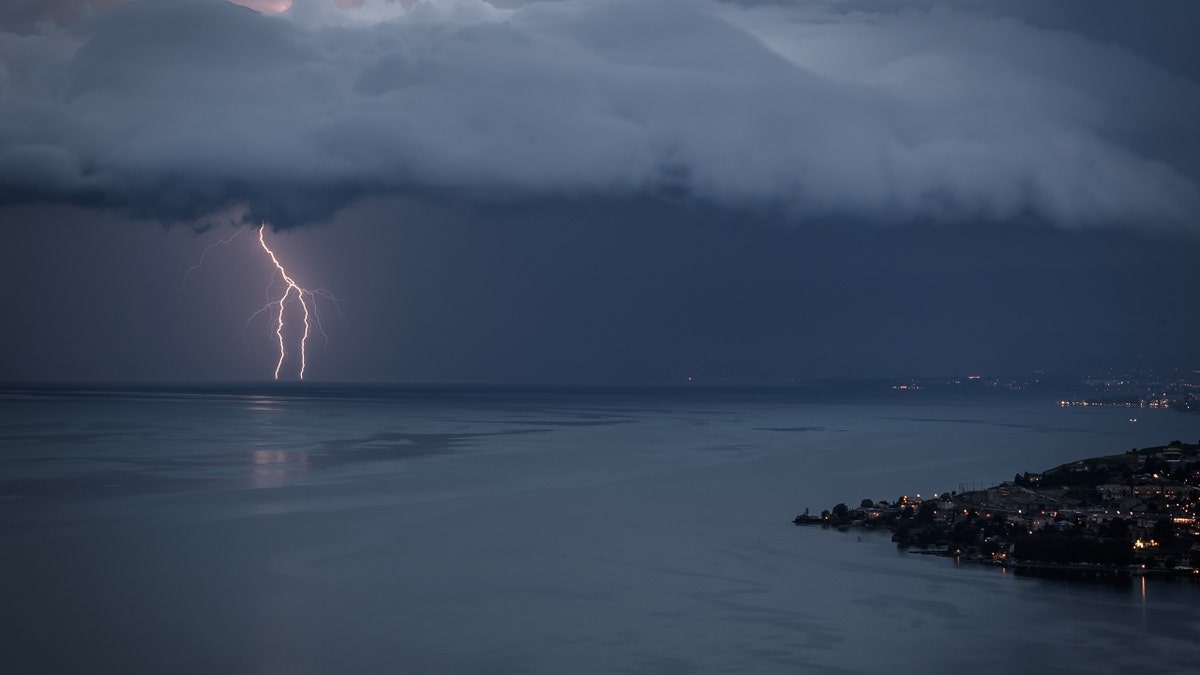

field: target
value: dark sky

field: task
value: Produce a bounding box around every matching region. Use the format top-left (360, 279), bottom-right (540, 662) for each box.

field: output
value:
top-left (2, 0), bottom-right (1199, 383)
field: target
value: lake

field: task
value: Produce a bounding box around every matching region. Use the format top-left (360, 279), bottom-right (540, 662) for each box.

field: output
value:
top-left (2, 384), bottom-right (1198, 674)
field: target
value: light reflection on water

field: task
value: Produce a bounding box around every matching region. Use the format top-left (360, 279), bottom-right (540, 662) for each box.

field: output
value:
top-left (242, 394), bottom-right (286, 414)
top-left (250, 448), bottom-right (310, 488)
top-left (2, 386), bottom-right (1200, 674)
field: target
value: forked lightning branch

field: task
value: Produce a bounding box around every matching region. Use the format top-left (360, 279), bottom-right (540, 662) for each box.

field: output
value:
top-left (185, 224), bottom-right (338, 380)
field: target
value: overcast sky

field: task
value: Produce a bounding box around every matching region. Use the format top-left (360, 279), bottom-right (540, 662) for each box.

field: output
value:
top-left (2, 0), bottom-right (1199, 383)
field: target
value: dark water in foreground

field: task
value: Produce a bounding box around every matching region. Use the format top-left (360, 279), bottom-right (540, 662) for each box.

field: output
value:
top-left (2, 384), bottom-right (1199, 674)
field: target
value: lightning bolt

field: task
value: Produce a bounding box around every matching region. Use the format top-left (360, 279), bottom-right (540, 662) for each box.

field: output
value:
top-left (179, 225), bottom-right (247, 290)
top-left (251, 224), bottom-right (339, 380)
top-left (185, 221), bottom-right (338, 380)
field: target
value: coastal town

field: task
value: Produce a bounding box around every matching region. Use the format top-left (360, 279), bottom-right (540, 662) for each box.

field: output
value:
top-left (797, 440), bottom-right (1200, 579)
top-left (890, 367), bottom-right (1200, 413)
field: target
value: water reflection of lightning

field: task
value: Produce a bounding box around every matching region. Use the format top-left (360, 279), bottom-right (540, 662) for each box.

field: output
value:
top-left (251, 224), bottom-right (338, 380)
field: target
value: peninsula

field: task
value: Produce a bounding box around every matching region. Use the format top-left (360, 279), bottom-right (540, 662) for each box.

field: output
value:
top-left (797, 440), bottom-right (1200, 579)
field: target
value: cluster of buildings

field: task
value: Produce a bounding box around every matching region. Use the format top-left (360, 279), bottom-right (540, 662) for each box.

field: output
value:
top-left (1059, 369), bottom-right (1200, 412)
top-left (1057, 394), bottom-right (1200, 411)
top-left (802, 441), bottom-right (1200, 573)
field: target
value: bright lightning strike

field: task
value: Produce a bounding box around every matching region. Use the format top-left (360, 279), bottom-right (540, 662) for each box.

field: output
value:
top-left (185, 222), bottom-right (338, 380)
top-left (251, 224), bottom-right (338, 380)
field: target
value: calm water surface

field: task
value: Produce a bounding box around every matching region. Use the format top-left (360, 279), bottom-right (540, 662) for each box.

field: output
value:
top-left (2, 385), bottom-right (1198, 674)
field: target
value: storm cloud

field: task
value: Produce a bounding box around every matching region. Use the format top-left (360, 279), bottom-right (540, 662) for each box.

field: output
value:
top-left (1, 0), bottom-right (1198, 229)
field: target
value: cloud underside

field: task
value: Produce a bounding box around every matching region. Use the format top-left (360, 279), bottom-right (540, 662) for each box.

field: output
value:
top-left (0, 0), bottom-right (1197, 229)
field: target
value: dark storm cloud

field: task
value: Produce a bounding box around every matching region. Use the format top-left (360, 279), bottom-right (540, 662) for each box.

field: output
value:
top-left (0, 0), bottom-right (1198, 229)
